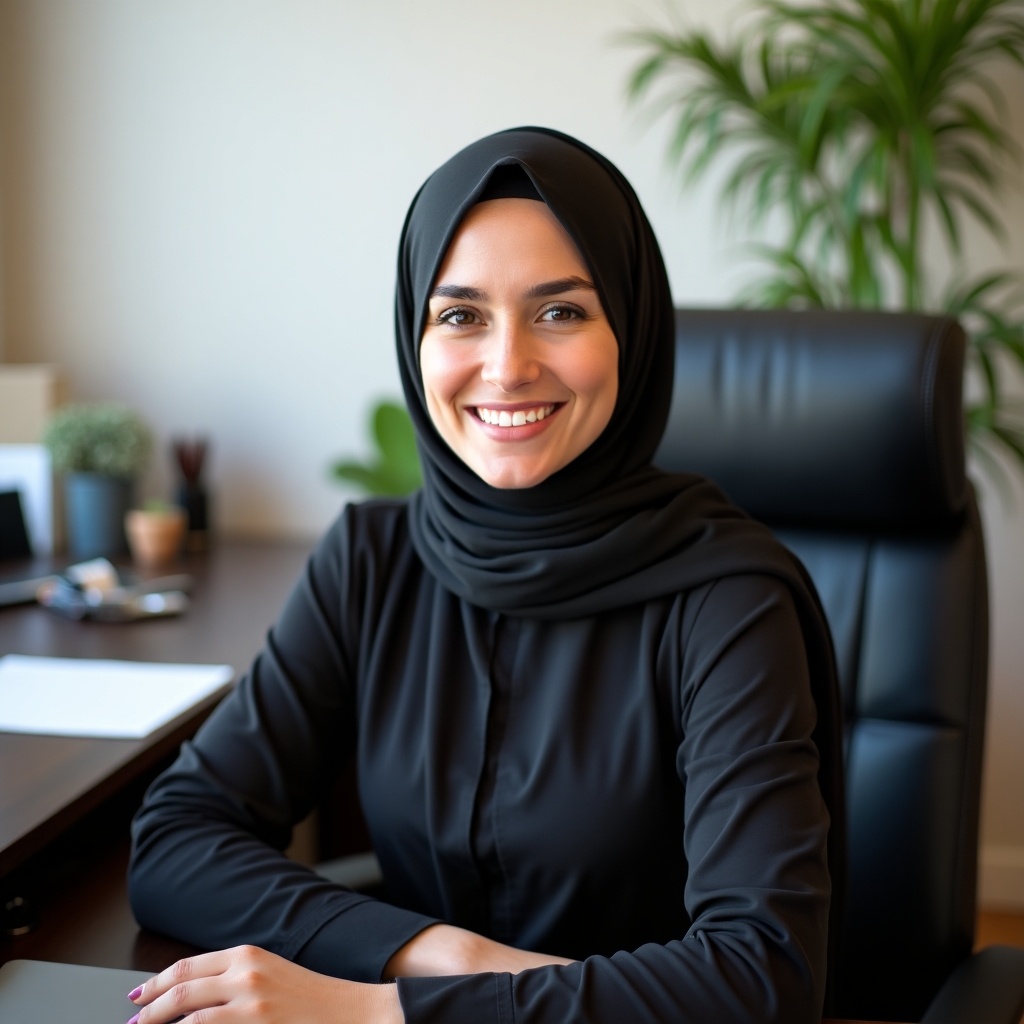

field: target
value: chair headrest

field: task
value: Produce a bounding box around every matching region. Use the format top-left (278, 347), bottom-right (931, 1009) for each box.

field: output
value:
top-left (654, 309), bottom-right (967, 528)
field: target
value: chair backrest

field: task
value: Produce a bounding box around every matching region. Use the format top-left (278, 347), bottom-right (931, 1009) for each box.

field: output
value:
top-left (654, 308), bottom-right (988, 1021)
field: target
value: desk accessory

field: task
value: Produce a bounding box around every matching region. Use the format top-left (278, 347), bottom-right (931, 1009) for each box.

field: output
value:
top-left (0, 443), bottom-right (56, 554)
top-left (36, 556), bottom-right (192, 621)
top-left (0, 572), bottom-right (56, 607)
top-left (173, 435), bottom-right (210, 550)
top-left (0, 490), bottom-right (32, 560)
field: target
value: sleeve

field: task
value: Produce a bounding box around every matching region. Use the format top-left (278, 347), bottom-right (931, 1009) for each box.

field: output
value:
top-left (396, 574), bottom-right (833, 1024)
top-left (128, 511), bottom-right (438, 982)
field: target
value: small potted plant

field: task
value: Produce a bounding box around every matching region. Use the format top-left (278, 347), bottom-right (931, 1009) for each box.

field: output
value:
top-left (42, 401), bottom-right (153, 559)
top-left (125, 498), bottom-right (187, 567)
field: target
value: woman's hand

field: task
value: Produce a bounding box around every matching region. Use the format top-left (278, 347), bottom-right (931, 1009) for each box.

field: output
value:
top-left (383, 923), bottom-right (575, 979)
top-left (126, 945), bottom-right (402, 1024)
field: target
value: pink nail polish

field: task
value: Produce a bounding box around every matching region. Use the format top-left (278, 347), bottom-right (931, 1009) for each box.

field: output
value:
top-left (127, 1014), bottom-right (140, 1024)
top-left (127, 985), bottom-right (143, 1001)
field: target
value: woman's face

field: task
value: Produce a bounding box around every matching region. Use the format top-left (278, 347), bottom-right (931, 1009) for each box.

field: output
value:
top-left (419, 198), bottom-right (619, 490)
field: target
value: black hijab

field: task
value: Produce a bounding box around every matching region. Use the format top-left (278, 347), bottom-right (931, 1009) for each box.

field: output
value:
top-left (397, 127), bottom-right (811, 622)
top-left (395, 131), bottom-right (845, 997)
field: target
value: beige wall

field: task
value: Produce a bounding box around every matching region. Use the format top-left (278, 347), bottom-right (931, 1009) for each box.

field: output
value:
top-left (1, 0), bottom-right (1022, 907)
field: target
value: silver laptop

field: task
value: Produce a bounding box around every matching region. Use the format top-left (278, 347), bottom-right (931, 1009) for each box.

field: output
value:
top-left (0, 959), bottom-right (152, 1022)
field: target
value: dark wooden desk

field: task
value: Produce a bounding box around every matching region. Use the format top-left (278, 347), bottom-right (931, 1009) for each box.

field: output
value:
top-left (0, 538), bottom-right (312, 970)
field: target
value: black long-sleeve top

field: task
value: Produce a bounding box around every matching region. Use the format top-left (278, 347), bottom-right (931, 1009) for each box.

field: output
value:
top-left (129, 499), bottom-right (832, 1023)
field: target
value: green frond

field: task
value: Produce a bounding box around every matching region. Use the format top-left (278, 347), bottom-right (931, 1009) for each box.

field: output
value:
top-left (974, 346), bottom-right (1001, 405)
top-left (966, 425), bottom-right (1017, 506)
top-left (939, 180), bottom-right (1007, 240)
top-left (932, 189), bottom-right (961, 251)
top-left (621, 0), bottom-right (1024, 493)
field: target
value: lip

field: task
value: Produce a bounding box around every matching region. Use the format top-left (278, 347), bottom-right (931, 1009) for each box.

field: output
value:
top-left (468, 401), bottom-right (564, 440)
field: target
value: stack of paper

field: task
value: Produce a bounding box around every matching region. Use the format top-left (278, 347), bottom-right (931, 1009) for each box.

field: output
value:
top-left (0, 655), bottom-right (233, 738)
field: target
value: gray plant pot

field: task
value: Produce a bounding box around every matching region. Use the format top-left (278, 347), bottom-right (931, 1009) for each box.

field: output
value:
top-left (64, 473), bottom-right (134, 559)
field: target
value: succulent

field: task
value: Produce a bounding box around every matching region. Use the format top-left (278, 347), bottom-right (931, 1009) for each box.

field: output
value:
top-left (42, 402), bottom-right (153, 477)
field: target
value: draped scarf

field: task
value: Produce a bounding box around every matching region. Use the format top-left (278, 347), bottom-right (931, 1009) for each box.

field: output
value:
top-left (396, 127), bottom-right (813, 623)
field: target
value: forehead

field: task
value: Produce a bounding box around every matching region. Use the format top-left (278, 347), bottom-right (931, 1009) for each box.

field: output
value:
top-left (433, 198), bottom-right (589, 282)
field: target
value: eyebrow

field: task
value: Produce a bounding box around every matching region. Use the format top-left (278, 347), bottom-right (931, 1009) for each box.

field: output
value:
top-left (430, 276), bottom-right (597, 302)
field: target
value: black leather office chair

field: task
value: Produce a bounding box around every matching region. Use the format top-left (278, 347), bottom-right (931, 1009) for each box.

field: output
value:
top-left (655, 308), bottom-right (1024, 1023)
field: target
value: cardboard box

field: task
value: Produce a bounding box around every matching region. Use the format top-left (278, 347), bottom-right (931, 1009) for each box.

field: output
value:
top-left (0, 365), bottom-right (67, 443)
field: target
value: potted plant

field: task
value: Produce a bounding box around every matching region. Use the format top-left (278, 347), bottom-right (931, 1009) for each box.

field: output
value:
top-left (125, 498), bottom-right (187, 567)
top-left (624, 0), bottom-right (1024, 488)
top-left (330, 399), bottom-right (422, 496)
top-left (42, 401), bottom-right (153, 558)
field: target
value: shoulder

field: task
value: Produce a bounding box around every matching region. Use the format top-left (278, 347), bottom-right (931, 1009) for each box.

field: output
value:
top-left (315, 497), bottom-right (414, 565)
top-left (301, 497), bottom-right (422, 608)
top-left (684, 571), bottom-right (802, 631)
top-left (679, 572), bottom-right (806, 670)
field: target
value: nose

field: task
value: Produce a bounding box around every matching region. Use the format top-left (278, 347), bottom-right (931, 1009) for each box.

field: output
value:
top-left (481, 323), bottom-right (540, 393)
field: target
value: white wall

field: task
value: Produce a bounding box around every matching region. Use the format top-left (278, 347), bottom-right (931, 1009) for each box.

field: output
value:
top-left (1, 0), bottom-right (1022, 907)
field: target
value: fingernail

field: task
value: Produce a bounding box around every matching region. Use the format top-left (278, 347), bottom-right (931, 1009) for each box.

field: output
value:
top-left (126, 1014), bottom-right (140, 1024)
top-left (127, 986), bottom-right (143, 1001)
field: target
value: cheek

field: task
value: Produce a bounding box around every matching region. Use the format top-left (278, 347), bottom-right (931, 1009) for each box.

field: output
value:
top-left (565, 341), bottom-right (619, 416)
top-left (419, 339), bottom-right (475, 428)
top-left (419, 340), bottom-right (469, 408)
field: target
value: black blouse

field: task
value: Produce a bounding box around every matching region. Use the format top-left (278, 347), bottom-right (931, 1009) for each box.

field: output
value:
top-left (129, 499), bottom-right (831, 1024)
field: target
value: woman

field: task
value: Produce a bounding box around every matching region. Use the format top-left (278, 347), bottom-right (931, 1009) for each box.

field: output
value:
top-left (127, 127), bottom-right (843, 1024)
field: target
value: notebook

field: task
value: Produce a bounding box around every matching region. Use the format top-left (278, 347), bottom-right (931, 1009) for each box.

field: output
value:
top-left (0, 959), bottom-right (152, 1022)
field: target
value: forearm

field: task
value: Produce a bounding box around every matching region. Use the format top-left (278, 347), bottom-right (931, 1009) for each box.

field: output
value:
top-left (393, 929), bottom-right (823, 1024)
top-left (384, 923), bottom-right (575, 979)
top-left (130, 807), bottom-right (435, 981)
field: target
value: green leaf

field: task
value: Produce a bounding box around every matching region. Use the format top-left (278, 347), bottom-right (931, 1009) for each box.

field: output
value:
top-left (330, 399), bottom-right (422, 497)
top-left (620, 0), bottom-right (1024, 493)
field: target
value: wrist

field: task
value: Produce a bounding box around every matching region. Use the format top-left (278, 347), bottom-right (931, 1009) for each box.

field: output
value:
top-left (384, 923), bottom-right (483, 978)
top-left (364, 980), bottom-right (404, 1024)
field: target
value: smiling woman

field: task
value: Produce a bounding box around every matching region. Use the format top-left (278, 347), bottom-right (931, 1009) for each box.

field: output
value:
top-left (419, 197), bottom-right (618, 489)
top-left (127, 127), bottom-right (843, 1024)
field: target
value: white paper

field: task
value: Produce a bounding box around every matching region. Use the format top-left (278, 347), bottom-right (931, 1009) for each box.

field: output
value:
top-left (0, 655), bottom-right (233, 738)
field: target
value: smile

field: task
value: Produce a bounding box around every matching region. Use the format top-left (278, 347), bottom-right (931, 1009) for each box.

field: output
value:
top-left (475, 404), bottom-right (557, 427)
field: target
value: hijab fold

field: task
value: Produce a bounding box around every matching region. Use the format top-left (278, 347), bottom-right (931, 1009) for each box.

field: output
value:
top-left (396, 126), bottom-right (817, 623)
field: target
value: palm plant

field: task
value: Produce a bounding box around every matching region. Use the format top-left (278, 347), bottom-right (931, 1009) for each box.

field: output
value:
top-left (624, 0), bottom-right (1024, 486)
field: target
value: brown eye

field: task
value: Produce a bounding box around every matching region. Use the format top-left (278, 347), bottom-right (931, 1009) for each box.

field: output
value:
top-left (541, 304), bottom-right (583, 322)
top-left (438, 307), bottom-right (480, 327)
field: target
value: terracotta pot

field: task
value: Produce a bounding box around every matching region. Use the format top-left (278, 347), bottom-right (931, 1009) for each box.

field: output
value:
top-left (124, 506), bottom-right (186, 567)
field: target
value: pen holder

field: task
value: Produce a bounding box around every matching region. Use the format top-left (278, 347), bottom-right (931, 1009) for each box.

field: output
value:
top-left (177, 483), bottom-right (210, 551)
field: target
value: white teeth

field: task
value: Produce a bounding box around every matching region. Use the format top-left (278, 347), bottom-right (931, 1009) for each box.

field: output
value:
top-left (477, 403), bottom-right (552, 423)
top-left (478, 405), bottom-right (554, 426)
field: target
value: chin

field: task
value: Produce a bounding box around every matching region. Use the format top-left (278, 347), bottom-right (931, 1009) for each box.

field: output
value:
top-left (475, 461), bottom-right (556, 490)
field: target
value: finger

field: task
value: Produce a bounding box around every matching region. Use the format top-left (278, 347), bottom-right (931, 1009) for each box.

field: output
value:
top-left (129, 948), bottom-right (234, 1006)
top-left (128, 971), bottom-right (226, 1024)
